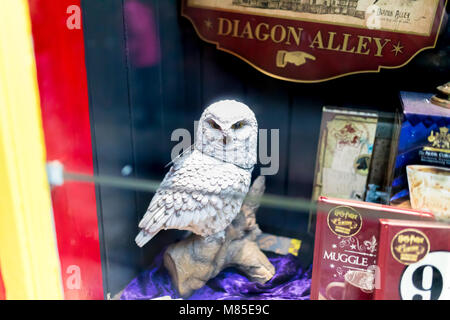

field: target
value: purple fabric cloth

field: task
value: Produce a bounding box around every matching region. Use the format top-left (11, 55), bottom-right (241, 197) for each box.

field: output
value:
top-left (120, 250), bottom-right (311, 300)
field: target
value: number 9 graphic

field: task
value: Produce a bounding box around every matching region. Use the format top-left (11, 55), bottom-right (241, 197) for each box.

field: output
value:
top-left (400, 252), bottom-right (449, 300)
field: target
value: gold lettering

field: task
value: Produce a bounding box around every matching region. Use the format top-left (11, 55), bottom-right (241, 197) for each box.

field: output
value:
top-left (398, 235), bottom-right (425, 245)
top-left (270, 25), bottom-right (286, 43)
top-left (341, 33), bottom-right (355, 53)
top-left (217, 20), bottom-right (387, 58)
top-left (217, 18), bottom-right (232, 36)
top-left (285, 26), bottom-right (303, 46)
top-left (232, 20), bottom-right (240, 38)
top-left (326, 32), bottom-right (341, 51)
top-left (309, 31), bottom-right (324, 49)
top-left (373, 37), bottom-right (391, 57)
top-left (240, 21), bottom-right (254, 39)
top-left (255, 23), bottom-right (269, 41)
top-left (356, 35), bottom-right (372, 55)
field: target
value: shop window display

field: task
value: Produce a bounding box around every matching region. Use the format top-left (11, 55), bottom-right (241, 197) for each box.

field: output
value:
top-left (0, 0), bottom-right (448, 301)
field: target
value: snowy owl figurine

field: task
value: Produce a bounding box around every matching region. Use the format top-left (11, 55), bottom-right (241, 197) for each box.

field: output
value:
top-left (135, 100), bottom-right (258, 247)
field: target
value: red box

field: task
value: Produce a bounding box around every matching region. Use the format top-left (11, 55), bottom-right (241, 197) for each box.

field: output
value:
top-left (311, 197), bottom-right (434, 300)
top-left (374, 219), bottom-right (450, 300)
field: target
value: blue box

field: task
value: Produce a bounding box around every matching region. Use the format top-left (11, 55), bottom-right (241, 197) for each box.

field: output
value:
top-left (390, 91), bottom-right (450, 204)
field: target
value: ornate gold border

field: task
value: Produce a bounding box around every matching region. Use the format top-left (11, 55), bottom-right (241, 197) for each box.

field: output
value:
top-left (326, 206), bottom-right (363, 238)
top-left (390, 228), bottom-right (431, 266)
top-left (181, 0), bottom-right (448, 84)
top-left (187, 0), bottom-right (440, 37)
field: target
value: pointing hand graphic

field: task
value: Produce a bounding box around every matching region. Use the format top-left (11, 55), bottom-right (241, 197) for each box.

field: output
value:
top-left (276, 50), bottom-right (316, 68)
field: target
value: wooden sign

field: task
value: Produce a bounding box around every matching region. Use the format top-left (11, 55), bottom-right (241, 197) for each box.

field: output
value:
top-left (182, 0), bottom-right (447, 83)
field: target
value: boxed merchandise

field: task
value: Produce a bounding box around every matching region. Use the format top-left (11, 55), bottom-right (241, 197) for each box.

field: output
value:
top-left (309, 107), bottom-right (378, 231)
top-left (390, 91), bottom-right (450, 205)
top-left (311, 108), bottom-right (378, 202)
top-left (365, 111), bottom-right (399, 205)
top-left (311, 197), bottom-right (434, 300)
top-left (375, 219), bottom-right (450, 300)
top-left (406, 165), bottom-right (450, 221)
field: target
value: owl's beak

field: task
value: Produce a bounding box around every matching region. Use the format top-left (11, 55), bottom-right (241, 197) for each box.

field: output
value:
top-left (222, 131), bottom-right (231, 145)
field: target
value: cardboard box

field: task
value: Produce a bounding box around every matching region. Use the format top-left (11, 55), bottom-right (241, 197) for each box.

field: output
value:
top-left (311, 197), bottom-right (434, 300)
top-left (374, 219), bottom-right (450, 300)
top-left (390, 91), bottom-right (450, 205)
top-left (309, 107), bottom-right (378, 232)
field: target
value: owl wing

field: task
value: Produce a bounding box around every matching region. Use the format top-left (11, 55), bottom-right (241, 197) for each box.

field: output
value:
top-left (135, 155), bottom-right (249, 247)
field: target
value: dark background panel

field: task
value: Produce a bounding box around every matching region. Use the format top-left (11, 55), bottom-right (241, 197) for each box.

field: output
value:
top-left (81, 0), bottom-right (449, 297)
top-left (286, 90), bottom-right (325, 234)
top-left (243, 69), bottom-right (294, 237)
top-left (82, 0), bottom-right (141, 297)
top-left (123, 0), bottom-right (188, 271)
top-left (201, 46), bottom-right (247, 105)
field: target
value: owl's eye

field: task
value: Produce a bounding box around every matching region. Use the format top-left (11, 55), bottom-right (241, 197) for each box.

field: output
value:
top-left (208, 119), bottom-right (221, 130)
top-left (231, 121), bottom-right (244, 130)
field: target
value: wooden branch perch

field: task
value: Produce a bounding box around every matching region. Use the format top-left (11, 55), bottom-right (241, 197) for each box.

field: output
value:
top-left (164, 176), bottom-right (275, 297)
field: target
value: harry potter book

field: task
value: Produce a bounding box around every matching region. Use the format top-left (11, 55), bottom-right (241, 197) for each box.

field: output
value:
top-left (311, 197), bottom-right (434, 300)
top-left (375, 219), bottom-right (450, 300)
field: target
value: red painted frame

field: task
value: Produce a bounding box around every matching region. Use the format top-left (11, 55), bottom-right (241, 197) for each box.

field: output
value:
top-left (0, 266), bottom-right (5, 300)
top-left (28, 0), bottom-right (103, 299)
